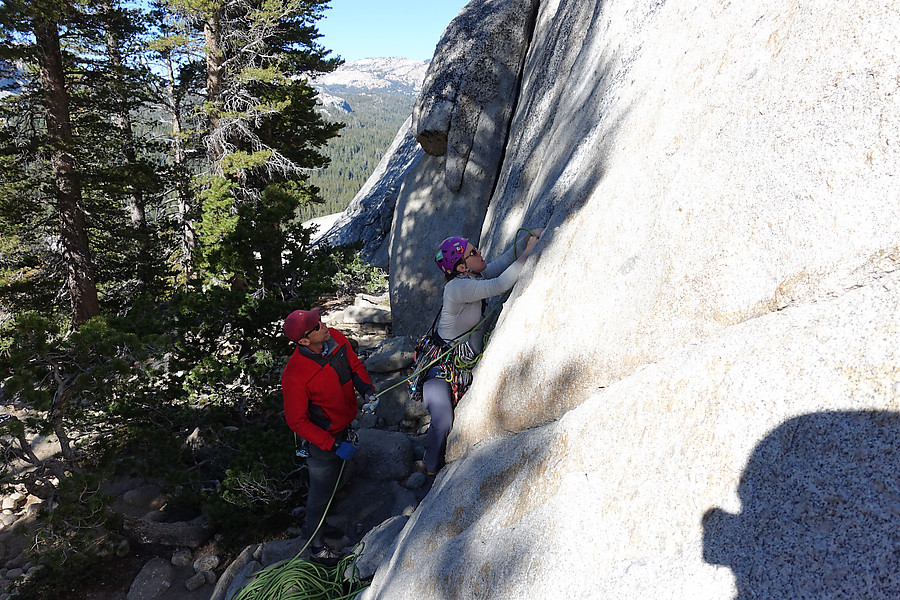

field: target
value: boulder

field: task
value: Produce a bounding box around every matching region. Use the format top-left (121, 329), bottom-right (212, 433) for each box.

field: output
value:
top-left (127, 557), bottom-right (174, 600)
top-left (123, 484), bottom-right (166, 510)
top-left (346, 515), bottom-right (409, 580)
top-left (339, 305), bottom-right (392, 325)
top-left (390, 484), bottom-right (419, 518)
top-left (258, 538), bottom-right (308, 567)
top-left (208, 544), bottom-right (259, 600)
top-left (123, 516), bottom-right (211, 549)
top-left (412, 0), bottom-right (539, 183)
top-left (218, 560), bottom-right (262, 600)
top-left (356, 429), bottom-right (415, 481)
top-left (364, 336), bottom-right (416, 373)
top-left (2, 551), bottom-right (25, 571)
top-left (0, 494), bottom-right (22, 512)
top-left (401, 472), bottom-right (427, 491)
top-left (331, 478), bottom-right (414, 544)
top-left (192, 554), bottom-right (219, 572)
top-left (369, 375), bottom-right (428, 424)
top-left (184, 571), bottom-right (206, 592)
top-left (170, 548), bottom-right (192, 567)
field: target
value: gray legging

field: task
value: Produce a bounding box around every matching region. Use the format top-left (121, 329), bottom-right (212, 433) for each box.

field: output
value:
top-left (305, 441), bottom-right (345, 547)
top-left (423, 376), bottom-right (455, 474)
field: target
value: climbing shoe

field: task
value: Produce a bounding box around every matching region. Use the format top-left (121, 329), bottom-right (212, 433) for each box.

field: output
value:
top-left (309, 544), bottom-right (344, 568)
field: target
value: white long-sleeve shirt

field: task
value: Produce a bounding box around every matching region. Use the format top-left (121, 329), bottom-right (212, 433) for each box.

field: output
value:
top-left (436, 234), bottom-right (528, 354)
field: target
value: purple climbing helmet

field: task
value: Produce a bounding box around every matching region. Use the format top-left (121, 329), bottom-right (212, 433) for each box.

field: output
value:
top-left (434, 236), bottom-right (469, 277)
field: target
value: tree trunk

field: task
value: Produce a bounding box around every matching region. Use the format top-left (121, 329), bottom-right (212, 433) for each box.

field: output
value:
top-left (260, 223), bottom-right (284, 289)
top-left (164, 51), bottom-right (197, 281)
top-left (204, 5), bottom-right (226, 162)
top-left (102, 1), bottom-right (146, 229)
top-left (34, 16), bottom-right (100, 327)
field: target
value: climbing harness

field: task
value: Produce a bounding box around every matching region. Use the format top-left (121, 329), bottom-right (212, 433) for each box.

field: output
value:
top-left (407, 313), bottom-right (482, 406)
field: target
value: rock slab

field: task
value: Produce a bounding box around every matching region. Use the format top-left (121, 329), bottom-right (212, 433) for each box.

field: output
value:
top-left (389, 0), bottom-right (539, 337)
top-left (365, 269), bottom-right (900, 599)
top-left (127, 558), bottom-right (174, 600)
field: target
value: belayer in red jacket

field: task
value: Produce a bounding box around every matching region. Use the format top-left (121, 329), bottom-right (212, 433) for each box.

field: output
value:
top-left (281, 307), bottom-right (376, 566)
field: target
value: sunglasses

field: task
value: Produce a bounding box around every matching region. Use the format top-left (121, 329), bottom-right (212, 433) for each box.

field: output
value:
top-left (303, 321), bottom-right (324, 338)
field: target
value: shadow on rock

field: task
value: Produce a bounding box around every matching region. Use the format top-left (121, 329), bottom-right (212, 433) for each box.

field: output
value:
top-left (703, 410), bottom-right (900, 599)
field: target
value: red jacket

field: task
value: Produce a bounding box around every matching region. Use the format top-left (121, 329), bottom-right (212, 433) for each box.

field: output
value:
top-left (282, 328), bottom-right (374, 451)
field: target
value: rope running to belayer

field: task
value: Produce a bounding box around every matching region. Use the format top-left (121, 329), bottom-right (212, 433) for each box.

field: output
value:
top-left (228, 461), bottom-right (366, 600)
top-left (230, 228), bottom-right (537, 599)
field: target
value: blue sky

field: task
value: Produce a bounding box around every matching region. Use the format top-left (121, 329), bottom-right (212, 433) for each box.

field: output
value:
top-left (317, 0), bottom-right (470, 62)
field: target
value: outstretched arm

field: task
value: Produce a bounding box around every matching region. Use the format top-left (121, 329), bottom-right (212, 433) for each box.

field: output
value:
top-left (446, 260), bottom-right (525, 304)
top-left (483, 228), bottom-right (544, 279)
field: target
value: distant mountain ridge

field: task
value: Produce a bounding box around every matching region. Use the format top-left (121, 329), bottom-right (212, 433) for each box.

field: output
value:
top-left (313, 57), bottom-right (429, 97)
top-left (302, 57), bottom-right (426, 221)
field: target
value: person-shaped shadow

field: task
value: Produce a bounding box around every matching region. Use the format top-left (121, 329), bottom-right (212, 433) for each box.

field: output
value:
top-left (703, 411), bottom-right (900, 599)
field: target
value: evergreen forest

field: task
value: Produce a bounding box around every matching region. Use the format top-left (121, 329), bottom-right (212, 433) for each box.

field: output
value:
top-left (304, 92), bottom-right (414, 222)
top-left (0, 1), bottom-right (387, 597)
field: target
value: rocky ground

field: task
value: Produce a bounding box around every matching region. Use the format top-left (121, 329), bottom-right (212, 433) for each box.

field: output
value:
top-left (0, 291), bottom-right (428, 600)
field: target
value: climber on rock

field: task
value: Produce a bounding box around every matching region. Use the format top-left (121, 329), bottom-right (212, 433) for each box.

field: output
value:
top-left (280, 307), bottom-right (377, 567)
top-left (419, 227), bottom-right (543, 475)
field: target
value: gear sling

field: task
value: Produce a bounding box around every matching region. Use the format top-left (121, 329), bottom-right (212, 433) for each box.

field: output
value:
top-left (407, 302), bottom-right (485, 407)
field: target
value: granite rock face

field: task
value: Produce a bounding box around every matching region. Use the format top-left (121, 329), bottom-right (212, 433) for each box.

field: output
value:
top-left (449, 0), bottom-right (900, 450)
top-left (365, 270), bottom-right (900, 599)
top-left (388, 0), bottom-right (538, 336)
top-left (361, 0), bottom-right (900, 597)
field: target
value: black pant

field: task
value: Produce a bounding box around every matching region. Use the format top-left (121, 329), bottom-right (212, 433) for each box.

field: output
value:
top-left (305, 440), bottom-right (344, 547)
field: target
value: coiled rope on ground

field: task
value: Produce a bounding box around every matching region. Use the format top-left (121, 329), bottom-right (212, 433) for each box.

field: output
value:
top-left (229, 462), bottom-right (368, 600)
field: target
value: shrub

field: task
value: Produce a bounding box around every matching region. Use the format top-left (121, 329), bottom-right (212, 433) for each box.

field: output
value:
top-left (1, 241), bottom-right (384, 597)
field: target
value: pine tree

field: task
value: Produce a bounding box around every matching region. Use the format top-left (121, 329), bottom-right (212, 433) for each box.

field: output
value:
top-left (146, 1), bottom-right (205, 283)
top-left (0, 0), bottom-right (101, 327)
top-left (0, 0), bottom-right (173, 322)
top-left (161, 0), bottom-right (344, 289)
top-left (72, 1), bottom-right (171, 304)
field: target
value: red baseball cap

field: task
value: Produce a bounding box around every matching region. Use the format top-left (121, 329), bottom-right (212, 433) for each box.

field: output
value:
top-left (283, 308), bottom-right (321, 342)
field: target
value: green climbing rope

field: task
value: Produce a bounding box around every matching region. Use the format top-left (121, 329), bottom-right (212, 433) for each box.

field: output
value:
top-left (229, 462), bottom-right (368, 600)
top-left (228, 550), bottom-right (365, 600)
